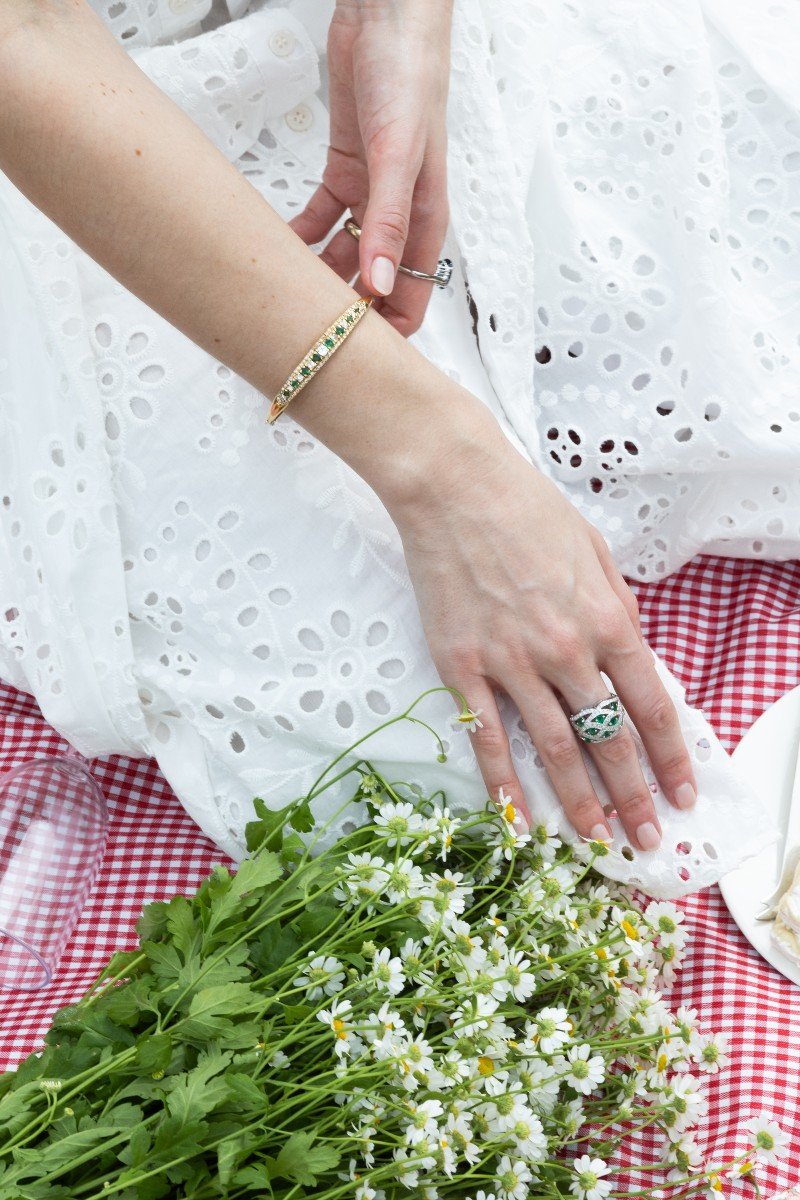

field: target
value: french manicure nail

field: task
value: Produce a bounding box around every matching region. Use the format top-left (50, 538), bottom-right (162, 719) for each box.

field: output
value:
top-left (636, 821), bottom-right (661, 851)
top-left (674, 782), bottom-right (697, 810)
top-left (371, 255), bottom-right (395, 296)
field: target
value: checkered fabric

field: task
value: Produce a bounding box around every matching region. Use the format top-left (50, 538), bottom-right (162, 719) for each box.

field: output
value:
top-left (1, 553), bottom-right (799, 1196)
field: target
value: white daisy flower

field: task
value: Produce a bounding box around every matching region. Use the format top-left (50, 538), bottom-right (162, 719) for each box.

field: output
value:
top-left (689, 1030), bottom-right (731, 1074)
top-left (316, 998), bottom-right (360, 1058)
top-left (446, 1112), bottom-right (481, 1165)
top-left (450, 707), bottom-right (484, 734)
top-left (563, 1043), bottom-right (605, 1095)
top-left (529, 816), bottom-right (561, 862)
top-left (743, 1112), bottom-right (791, 1164)
top-left (372, 946), bottom-right (405, 996)
top-left (292, 953), bottom-right (345, 1001)
top-left (404, 1098), bottom-right (444, 1145)
top-left (569, 1154), bottom-right (612, 1200)
top-left (495, 1156), bottom-right (532, 1200)
top-left (530, 1006), bottom-right (573, 1055)
top-left (374, 800), bottom-right (425, 848)
top-left (509, 1111), bottom-right (548, 1162)
top-left (500, 948), bottom-right (537, 1002)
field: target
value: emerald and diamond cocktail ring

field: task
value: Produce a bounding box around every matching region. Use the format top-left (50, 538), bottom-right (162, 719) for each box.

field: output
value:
top-left (568, 693), bottom-right (625, 744)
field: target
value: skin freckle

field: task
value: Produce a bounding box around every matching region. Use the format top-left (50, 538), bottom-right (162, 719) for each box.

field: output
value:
top-left (135, 148), bottom-right (142, 156)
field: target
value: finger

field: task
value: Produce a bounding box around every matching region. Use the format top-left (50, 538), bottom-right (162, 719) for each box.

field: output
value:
top-left (318, 226), bottom-right (360, 284)
top-left (366, 147), bottom-right (450, 336)
top-left (601, 641), bottom-right (698, 814)
top-left (289, 182), bottom-right (347, 248)
top-left (449, 680), bottom-right (531, 833)
top-left (588, 526), bottom-right (644, 641)
top-left (504, 673), bottom-right (614, 844)
top-left (360, 127), bottom-right (424, 297)
top-left (554, 666), bottom-right (663, 852)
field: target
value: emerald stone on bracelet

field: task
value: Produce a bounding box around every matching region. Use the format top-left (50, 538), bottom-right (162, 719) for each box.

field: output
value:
top-left (266, 296), bottom-right (374, 425)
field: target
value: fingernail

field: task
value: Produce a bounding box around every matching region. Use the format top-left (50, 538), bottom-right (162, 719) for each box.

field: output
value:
top-left (674, 782), bottom-right (697, 810)
top-left (371, 255), bottom-right (395, 296)
top-left (636, 821), bottom-right (661, 851)
top-left (589, 823), bottom-right (612, 842)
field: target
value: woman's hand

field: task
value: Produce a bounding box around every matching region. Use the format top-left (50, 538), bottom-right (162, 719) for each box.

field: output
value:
top-left (289, 0), bottom-right (453, 337)
top-left (386, 400), bottom-right (699, 852)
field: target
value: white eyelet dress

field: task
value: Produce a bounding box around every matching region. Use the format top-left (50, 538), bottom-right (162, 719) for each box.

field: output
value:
top-left (0, 0), bottom-right (797, 896)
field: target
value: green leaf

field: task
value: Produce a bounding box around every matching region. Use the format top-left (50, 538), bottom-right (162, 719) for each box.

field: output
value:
top-left (135, 898), bottom-right (171, 943)
top-left (102, 976), bottom-right (161, 1027)
top-left (249, 924), bottom-right (300, 976)
top-left (216, 1133), bottom-right (249, 1188)
top-left (0, 1080), bottom-right (41, 1125)
top-left (179, 984), bottom-right (262, 1040)
top-left (203, 853), bottom-right (282, 938)
top-left (288, 797), bottom-right (315, 834)
top-left (135, 1031), bottom-right (173, 1075)
top-left (12, 1126), bottom-right (123, 1175)
top-left (244, 796), bottom-right (288, 855)
top-left (273, 1133), bottom-right (341, 1187)
top-left (162, 1049), bottom-right (233, 1126)
top-left (149, 1117), bottom-right (209, 1170)
top-left (292, 901), bottom-right (340, 942)
top-left (13, 1185), bottom-right (73, 1199)
top-left (117, 1123), bottom-right (152, 1169)
top-left (279, 1002), bottom-right (314, 1023)
top-left (224, 1072), bottom-right (266, 1112)
top-left (230, 852), bottom-right (282, 900)
top-left (233, 1163), bottom-right (273, 1189)
top-left (164, 894), bottom-right (199, 956)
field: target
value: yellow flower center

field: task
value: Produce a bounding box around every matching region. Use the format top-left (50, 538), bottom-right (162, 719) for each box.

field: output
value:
top-left (503, 802), bottom-right (516, 823)
top-left (333, 1018), bottom-right (347, 1038)
top-left (621, 919), bottom-right (639, 940)
top-left (477, 1056), bottom-right (495, 1076)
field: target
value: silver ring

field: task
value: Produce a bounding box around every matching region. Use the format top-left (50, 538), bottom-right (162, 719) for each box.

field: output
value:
top-left (344, 218), bottom-right (453, 288)
top-left (568, 693), bottom-right (625, 744)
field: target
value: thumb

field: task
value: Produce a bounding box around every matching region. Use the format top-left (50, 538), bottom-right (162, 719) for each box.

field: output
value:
top-left (360, 143), bottom-right (419, 296)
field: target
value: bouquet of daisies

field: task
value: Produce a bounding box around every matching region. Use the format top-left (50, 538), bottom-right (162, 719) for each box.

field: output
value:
top-left (0, 688), bottom-right (787, 1200)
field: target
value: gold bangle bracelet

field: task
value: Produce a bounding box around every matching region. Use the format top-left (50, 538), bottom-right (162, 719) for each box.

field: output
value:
top-left (265, 296), bottom-right (374, 425)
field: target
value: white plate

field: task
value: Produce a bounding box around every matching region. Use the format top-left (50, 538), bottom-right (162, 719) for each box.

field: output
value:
top-left (720, 684), bottom-right (800, 988)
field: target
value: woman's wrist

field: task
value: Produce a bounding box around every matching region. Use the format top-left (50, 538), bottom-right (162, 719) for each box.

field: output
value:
top-left (282, 300), bottom-right (502, 520)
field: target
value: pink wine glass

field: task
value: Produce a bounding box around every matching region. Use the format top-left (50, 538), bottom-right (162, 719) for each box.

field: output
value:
top-left (0, 754), bottom-right (108, 990)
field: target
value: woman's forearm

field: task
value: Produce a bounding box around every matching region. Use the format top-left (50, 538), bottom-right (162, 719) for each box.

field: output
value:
top-left (0, 1), bottom-right (491, 513)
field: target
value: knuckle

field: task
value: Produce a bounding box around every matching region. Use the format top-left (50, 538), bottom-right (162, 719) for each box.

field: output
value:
top-left (596, 601), bottom-right (635, 649)
top-left (592, 729), bottom-right (635, 766)
top-left (544, 625), bottom-right (584, 666)
top-left (643, 692), bottom-right (676, 734)
top-left (541, 733), bottom-right (581, 770)
top-left (438, 642), bottom-right (482, 679)
top-left (615, 789), bottom-right (653, 818)
top-left (657, 749), bottom-right (692, 778)
top-left (568, 791), bottom-right (603, 822)
top-left (470, 722), bottom-right (507, 756)
top-left (372, 204), bottom-right (411, 247)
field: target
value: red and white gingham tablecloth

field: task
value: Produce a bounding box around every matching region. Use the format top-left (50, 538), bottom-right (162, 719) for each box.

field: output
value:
top-left (1, 553), bottom-right (799, 1196)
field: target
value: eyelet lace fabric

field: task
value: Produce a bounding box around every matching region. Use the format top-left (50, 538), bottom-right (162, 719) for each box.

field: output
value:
top-left (0, 0), bottom-right (796, 896)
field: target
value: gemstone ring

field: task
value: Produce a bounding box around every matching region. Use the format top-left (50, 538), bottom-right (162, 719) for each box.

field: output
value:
top-left (568, 693), bottom-right (625, 744)
top-left (344, 218), bottom-right (453, 288)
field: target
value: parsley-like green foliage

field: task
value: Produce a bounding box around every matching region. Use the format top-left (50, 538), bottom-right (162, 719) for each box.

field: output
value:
top-left (0, 689), bottom-right (739, 1199)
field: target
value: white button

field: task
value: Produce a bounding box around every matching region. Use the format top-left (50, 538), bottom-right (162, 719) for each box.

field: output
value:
top-left (269, 29), bottom-right (297, 57)
top-left (284, 103), bottom-right (314, 132)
